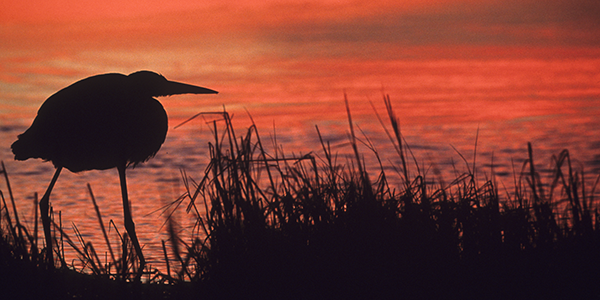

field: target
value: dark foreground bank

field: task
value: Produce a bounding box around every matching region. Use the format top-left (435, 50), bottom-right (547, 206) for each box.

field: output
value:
top-left (2, 102), bottom-right (600, 299)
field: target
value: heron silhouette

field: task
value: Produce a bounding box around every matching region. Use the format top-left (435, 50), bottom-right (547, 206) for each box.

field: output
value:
top-left (11, 71), bottom-right (218, 275)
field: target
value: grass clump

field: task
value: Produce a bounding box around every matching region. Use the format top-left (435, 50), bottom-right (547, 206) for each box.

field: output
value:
top-left (177, 98), bottom-right (600, 299)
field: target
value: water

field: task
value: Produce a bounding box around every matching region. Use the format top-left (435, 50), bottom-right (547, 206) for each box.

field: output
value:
top-left (1, 54), bottom-right (599, 272)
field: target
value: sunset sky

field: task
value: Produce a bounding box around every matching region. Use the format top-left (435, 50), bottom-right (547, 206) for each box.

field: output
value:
top-left (1, 0), bottom-right (599, 124)
top-left (3, 0), bottom-right (599, 57)
top-left (2, 0), bottom-right (599, 112)
top-left (2, 0), bottom-right (600, 265)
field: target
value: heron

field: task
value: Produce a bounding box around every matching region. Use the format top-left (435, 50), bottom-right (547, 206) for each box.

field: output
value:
top-left (11, 70), bottom-right (218, 275)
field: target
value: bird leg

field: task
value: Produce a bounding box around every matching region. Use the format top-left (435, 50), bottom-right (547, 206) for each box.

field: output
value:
top-left (117, 165), bottom-right (146, 280)
top-left (40, 166), bottom-right (62, 268)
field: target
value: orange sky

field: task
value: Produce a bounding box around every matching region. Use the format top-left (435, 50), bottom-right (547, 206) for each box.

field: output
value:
top-left (1, 0), bottom-right (599, 120)
top-left (2, 0), bottom-right (599, 52)
top-left (2, 1), bottom-right (600, 271)
top-left (2, 0), bottom-right (458, 23)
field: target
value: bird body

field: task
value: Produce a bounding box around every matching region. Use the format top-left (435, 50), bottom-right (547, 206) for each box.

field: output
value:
top-left (13, 71), bottom-right (214, 172)
top-left (11, 70), bottom-right (217, 275)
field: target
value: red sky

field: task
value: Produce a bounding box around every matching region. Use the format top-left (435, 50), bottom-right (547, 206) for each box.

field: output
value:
top-left (2, 0), bottom-right (599, 53)
top-left (1, 0), bottom-right (599, 121)
top-left (2, 1), bottom-right (600, 269)
top-left (2, 1), bottom-right (465, 23)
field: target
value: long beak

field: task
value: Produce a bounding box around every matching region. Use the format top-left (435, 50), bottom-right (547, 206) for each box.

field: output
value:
top-left (158, 81), bottom-right (218, 96)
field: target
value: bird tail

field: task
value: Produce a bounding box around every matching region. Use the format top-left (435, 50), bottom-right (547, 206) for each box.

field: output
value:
top-left (11, 136), bottom-right (36, 161)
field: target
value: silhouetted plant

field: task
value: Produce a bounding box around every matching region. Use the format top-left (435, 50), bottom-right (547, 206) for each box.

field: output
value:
top-left (2, 96), bottom-right (600, 299)
top-left (166, 99), bottom-right (600, 299)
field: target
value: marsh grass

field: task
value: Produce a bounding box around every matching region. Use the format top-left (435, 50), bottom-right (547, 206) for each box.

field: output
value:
top-left (180, 97), bottom-right (600, 299)
top-left (2, 96), bottom-right (600, 299)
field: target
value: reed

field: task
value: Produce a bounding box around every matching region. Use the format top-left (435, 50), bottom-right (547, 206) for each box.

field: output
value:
top-left (174, 98), bottom-right (600, 299)
top-left (1, 96), bottom-right (600, 299)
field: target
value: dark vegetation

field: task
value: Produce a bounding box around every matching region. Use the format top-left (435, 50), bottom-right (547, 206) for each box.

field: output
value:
top-left (2, 97), bottom-right (600, 299)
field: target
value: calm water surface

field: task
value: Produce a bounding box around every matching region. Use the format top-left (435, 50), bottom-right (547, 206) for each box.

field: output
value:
top-left (1, 57), bottom-right (599, 272)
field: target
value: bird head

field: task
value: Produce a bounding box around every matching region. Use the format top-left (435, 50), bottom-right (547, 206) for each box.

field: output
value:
top-left (128, 71), bottom-right (218, 97)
